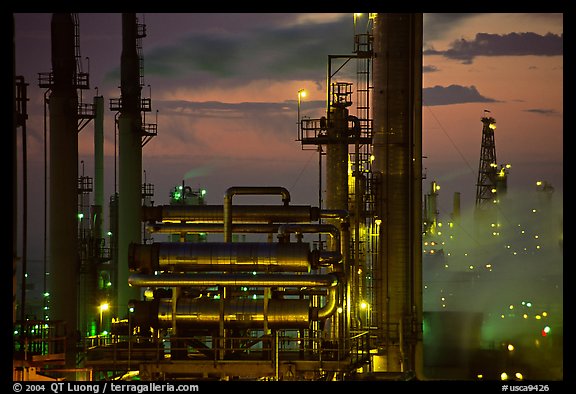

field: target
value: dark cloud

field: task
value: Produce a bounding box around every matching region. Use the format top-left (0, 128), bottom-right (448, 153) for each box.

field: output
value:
top-left (423, 13), bottom-right (481, 41)
top-left (423, 65), bottom-right (439, 73)
top-left (109, 16), bottom-right (352, 88)
top-left (424, 32), bottom-right (563, 64)
top-left (156, 99), bottom-right (326, 119)
top-left (523, 108), bottom-right (560, 116)
top-left (423, 84), bottom-right (498, 106)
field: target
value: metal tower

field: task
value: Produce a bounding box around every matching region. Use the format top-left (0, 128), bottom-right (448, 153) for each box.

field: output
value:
top-left (474, 113), bottom-right (498, 210)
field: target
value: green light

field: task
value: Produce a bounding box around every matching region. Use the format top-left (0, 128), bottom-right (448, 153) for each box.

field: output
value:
top-left (201, 189), bottom-right (207, 196)
top-left (78, 212), bottom-right (84, 220)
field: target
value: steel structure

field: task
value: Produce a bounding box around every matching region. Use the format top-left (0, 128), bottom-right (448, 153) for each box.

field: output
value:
top-left (13, 12), bottom-right (425, 381)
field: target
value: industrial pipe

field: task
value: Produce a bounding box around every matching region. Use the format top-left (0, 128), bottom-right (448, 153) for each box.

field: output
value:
top-left (129, 272), bottom-right (339, 288)
top-left (142, 205), bottom-right (319, 223)
top-left (156, 298), bottom-right (311, 329)
top-left (129, 273), bottom-right (339, 329)
top-left (277, 223), bottom-right (340, 253)
top-left (129, 242), bottom-right (314, 274)
top-left (146, 223), bottom-right (282, 234)
top-left (224, 186), bottom-right (291, 242)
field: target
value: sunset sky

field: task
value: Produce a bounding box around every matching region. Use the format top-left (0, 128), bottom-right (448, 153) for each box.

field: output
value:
top-left (13, 12), bottom-right (564, 263)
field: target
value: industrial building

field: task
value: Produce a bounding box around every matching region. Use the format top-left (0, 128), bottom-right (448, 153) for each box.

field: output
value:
top-left (12, 13), bottom-right (562, 382)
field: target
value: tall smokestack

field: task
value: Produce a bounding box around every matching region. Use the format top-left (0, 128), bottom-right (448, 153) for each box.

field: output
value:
top-left (48, 13), bottom-right (79, 368)
top-left (371, 13), bottom-right (423, 377)
top-left (117, 13), bottom-right (143, 316)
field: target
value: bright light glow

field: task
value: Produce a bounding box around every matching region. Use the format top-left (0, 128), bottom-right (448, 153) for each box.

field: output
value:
top-left (515, 372), bottom-right (524, 381)
top-left (507, 344), bottom-right (514, 351)
top-left (360, 301), bottom-right (368, 310)
top-left (501, 372), bottom-right (508, 381)
top-left (99, 303), bottom-right (109, 312)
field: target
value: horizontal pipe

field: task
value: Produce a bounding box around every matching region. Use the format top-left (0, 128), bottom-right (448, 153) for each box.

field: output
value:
top-left (129, 242), bottom-right (314, 274)
top-left (130, 280), bottom-right (338, 330)
top-left (146, 223), bottom-right (282, 234)
top-left (129, 272), bottom-right (339, 288)
top-left (224, 186), bottom-right (291, 205)
top-left (319, 209), bottom-right (349, 220)
top-left (142, 205), bottom-right (320, 223)
top-left (158, 298), bottom-right (310, 329)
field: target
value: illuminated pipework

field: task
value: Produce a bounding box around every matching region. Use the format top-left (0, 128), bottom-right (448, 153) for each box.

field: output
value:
top-left (127, 273), bottom-right (340, 329)
top-left (129, 241), bottom-right (320, 273)
top-left (142, 204), bottom-right (320, 223)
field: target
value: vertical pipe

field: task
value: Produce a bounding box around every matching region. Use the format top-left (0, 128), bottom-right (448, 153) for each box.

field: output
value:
top-left (12, 14), bottom-right (17, 327)
top-left (93, 95), bottom-right (104, 235)
top-left (324, 103), bottom-right (349, 349)
top-left (118, 13), bottom-right (143, 317)
top-left (19, 80), bottom-right (28, 330)
top-left (48, 13), bottom-right (79, 368)
top-left (90, 95), bottom-right (104, 335)
top-left (410, 14), bottom-right (424, 380)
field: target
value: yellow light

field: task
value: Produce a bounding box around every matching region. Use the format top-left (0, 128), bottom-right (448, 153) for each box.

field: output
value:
top-left (375, 219), bottom-right (382, 226)
top-left (489, 123), bottom-right (496, 130)
top-left (501, 372), bottom-right (508, 381)
top-left (99, 303), bottom-right (109, 312)
top-left (298, 89), bottom-right (307, 98)
top-left (507, 344), bottom-right (514, 351)
top-left (360, 301), bottom-right (368, 310)
top-left (515, 372), bottom-right (523, 381)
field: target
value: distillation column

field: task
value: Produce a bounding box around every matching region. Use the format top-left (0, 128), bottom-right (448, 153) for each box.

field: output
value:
top-left (48, 13), bottom-right (79, 368)
top-left (371, 13), bottom-right (423, 377)
top-left (325, 90), bottom-right (350, 345)
top-left (117, 13), bottom-right (144, 316)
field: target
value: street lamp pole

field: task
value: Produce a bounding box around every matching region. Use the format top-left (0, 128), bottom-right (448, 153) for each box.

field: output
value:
top-left (297, 89), bottom-right (306, 138)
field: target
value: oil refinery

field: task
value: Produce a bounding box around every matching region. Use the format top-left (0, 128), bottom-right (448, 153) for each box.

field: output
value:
top-left (12, 13), bottom-right (563, 382)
